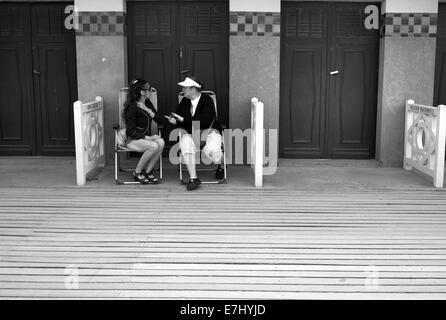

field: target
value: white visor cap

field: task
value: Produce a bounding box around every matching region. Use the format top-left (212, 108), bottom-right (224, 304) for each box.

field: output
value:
top-left (177, 77), bottom-right (202, 88)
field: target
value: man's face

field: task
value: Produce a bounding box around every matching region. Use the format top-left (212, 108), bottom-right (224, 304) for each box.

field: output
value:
top-left (182, 86), bottom-right (195, 99)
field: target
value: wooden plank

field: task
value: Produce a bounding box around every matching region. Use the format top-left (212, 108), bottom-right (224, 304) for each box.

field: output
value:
top-left (3, 246), bottom-right (446, 254)
top-left (0, 289), bottom-right (445, 299)
top-left (3, 275), bottom-right (446, 285)
top-left (2, 282), bottom-right (446, 292)
top-left (2, 268), bottom-right (446, 278)
top-left (0, 289), bottom-right (444, 300)
top-left (3, 250), bottom-right (446, 260)
top-left (1, 259), bottom-right (446, 266)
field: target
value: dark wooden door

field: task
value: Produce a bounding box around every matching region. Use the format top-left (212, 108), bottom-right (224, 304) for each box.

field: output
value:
top-left (0, 4), bottom-right (35, 155)
top-left (435, 4), bottom-right (446, 106)
top-left (280, 2), bottom-right (379, 159)
top-left (280, 3), bottom-right (328, 158)
top-left (31, 3), bottom-right (78, 156)
top-left (0, 2), bottom-right (77, 156)
top-left (327, 4), bottom-right (379, 158)
top-left (128, 1), bottom-right (229, 135)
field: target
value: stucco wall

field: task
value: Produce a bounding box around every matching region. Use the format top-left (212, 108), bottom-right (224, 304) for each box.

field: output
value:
top-left (76, 36), bottom-right (127, 163)
top-left (376, 0), bottom-right (438, 166)
top-left (230, 37), bottom-right (280, 132)
top-left (230, 0), bottom-right (280, 12)
top-left (377, 38), bottom-right (436, 166)
top-left (75, 0), bottom-right (125, 12)
top-left (229, 2), bottom-right (281, 163)
top-left (383, 0), bottom-right (438, 13)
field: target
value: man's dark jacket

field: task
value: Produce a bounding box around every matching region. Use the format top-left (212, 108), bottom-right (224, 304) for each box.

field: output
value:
top-left (174, 93), bottom-right (222, 134)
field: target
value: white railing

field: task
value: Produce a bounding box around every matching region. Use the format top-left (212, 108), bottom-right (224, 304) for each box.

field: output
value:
top-left (251, 97), bottom-right (264, 188)
top-left (73, 96), bottom-right (105, 186)
top-left (404, 99), bottom-right (446, 188)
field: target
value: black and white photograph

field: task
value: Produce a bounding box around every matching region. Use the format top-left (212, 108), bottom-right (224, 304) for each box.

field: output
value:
top-left (1, 0), bottom-right (446, 308)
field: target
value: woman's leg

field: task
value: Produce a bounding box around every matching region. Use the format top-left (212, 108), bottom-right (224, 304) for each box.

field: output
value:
top-left (126, 139), bottom-right (159, 173)
top-left (145, 138), bottom-right (165, 174)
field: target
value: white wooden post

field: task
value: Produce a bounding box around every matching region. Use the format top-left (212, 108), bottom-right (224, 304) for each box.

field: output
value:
top-left (251, 97), bottom-right (264, 188)
top-left (434, 105), bottom-right (446, 188)
top-left (73, 100), bottom-right (85, 186)
top-left (403, 99), bottom-right (415, 171)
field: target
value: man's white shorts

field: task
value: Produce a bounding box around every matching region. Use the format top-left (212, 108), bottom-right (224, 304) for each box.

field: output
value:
top-left (180, 131), bottom-right (223, 163)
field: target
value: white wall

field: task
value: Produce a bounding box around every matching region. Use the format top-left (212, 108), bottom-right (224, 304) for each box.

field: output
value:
top-left (383, 0), bottom-right (438, 13)
top-left (230, 0), bottom-right (280, 12)
top-left (75, 0), bottom-right (125, 12)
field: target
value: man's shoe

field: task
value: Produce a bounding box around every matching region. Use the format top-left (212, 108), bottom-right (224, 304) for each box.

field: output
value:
top-left (187, 178), bottom-right (201, 191)
top-left (215, 166), bottom-right (225, 180)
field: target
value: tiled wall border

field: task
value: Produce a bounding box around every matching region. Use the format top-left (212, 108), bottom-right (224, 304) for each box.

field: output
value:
top-left (230, 12), bottom-right (280, 36)
top-left (381, 13), bottom-right (437, 38)
top-left (76, 12), bottom-right (126, 36)
top-left (74, 11), bottom-right (438, 38)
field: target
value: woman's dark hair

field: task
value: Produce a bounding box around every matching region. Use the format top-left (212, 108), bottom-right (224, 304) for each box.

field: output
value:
top-left (188, 76), bottom-right (204, 92)
top-left (122, 78), bottom-right (149, 121)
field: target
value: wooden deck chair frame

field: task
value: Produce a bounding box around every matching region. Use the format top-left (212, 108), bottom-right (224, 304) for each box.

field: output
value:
top-left (177, 91), bottom-right (227, 184)
top-left (113, 87), bottom-right (163, 184)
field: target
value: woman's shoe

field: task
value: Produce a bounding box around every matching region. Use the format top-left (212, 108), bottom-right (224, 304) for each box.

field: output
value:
top-left (133, 171), bottom-right (149, 184)
top-left (142, 170), bottom-right (159, 184)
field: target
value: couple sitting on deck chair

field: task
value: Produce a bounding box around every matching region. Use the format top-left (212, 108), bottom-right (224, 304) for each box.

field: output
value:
top-left (122, 76), bottom-right (224, 190)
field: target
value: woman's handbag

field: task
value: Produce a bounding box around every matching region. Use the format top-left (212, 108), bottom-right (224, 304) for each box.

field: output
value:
top-left (117, 129), bottom-right (127, 147)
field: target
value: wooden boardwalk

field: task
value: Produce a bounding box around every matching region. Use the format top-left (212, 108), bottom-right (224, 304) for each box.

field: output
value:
top-left (1, 186), bottom-right (446, 299)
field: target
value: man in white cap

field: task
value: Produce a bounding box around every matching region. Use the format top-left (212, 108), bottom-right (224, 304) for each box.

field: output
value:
top-left (166, 76), bottom-right (224, 190)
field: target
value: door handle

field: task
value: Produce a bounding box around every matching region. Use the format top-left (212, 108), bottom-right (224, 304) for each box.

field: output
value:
top-left (180, 69), bottom-right (189, 75)
top-left (33, 69), bottom-right (41, 75)
top-left (330, 70), bottom-right (339, 75)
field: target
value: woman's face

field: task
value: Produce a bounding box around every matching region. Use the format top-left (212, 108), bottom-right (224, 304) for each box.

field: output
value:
top-left (140, 83), bottom-right (151, 99)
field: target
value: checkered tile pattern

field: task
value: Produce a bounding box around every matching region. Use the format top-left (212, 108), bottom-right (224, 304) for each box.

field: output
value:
top-left (76, 12), bottom-right (126, 36)
top-left (230, 12), bottom-right (280, 36)
top-left (382, 13), bottom-right (437, 38)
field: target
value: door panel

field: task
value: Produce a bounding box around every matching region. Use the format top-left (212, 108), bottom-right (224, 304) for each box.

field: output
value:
top-left (0, 44), bottom-right (34, 154)
top-left (280, 2), bottom-right (378, 159)
top-left (0, 4), bottom-right (35, 155)
top-left (435, 4), bottom-right (446, 106)
top-left (327, 4), bottom-right (378, 159)
top-left (38, 44), bottom-right (76, 143)
top-left (435, 50), bottom-right (446, 105)
top-left (339, 50), bottom-right (366, 143)
top-left (32, 3), bottom-right (77, 155)
top-left (284, 46), bottom-right (324, 157)
top-left (328, 42), bottom-right (377, 158)
top-left (280, 3), bottom-right (327, 158)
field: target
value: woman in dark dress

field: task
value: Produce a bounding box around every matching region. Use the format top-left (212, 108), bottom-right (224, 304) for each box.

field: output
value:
top-left (122, 79), bottom-right (165, 184)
